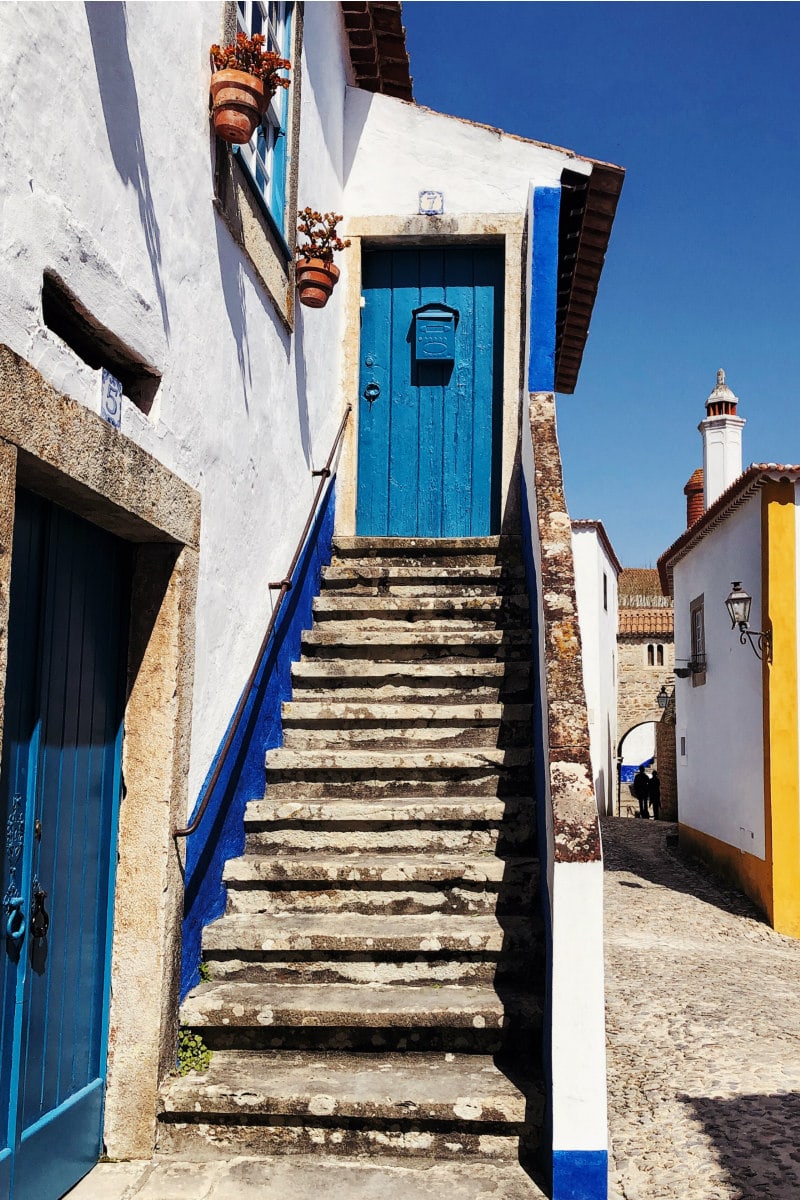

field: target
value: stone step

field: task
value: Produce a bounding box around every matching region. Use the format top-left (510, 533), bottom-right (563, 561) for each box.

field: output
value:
top-left (280, 702), bottom-right (531, 751)
top-left (290, 659), bottom-right (532, 704)
top-left (225, 885), bottom-right (536, 920)
top-left (266, 747), bottom-right (530, 776)
top-left (242, 795), bottom-right (531, 825)
top-left (149, 1153), bottom-right (549, 1199)
top-left (202, 911), bottom-right (527, 956)
top-left (158, 1050), bottom-right (540, 1162)
top-left (321, 563), bottom-right (525, 597)
top-left (312, 595), bottom-right (528, 625)
top-left (202, 950), bottom-right (536, 988)
top-left (331, 536), bottom-right (521, 568)
top-left (162, 1048), bottom-right (529, 1124)
top-left (301, 627), bottom-right (531, 661)
top-left (223, 851), bottom-right (539, 916)
top-left (281, 723), bottom-right (529, 751)
top-left (181, 981), bottom-right (540, 1035)
top-left (263, 775), bottom-right (530, 801)
top-left (243, 826), bottom-right (506, 855)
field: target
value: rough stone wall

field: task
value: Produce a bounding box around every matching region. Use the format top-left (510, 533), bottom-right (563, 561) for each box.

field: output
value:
top-left (618, 635), bottom-right (675, 746)
top-left (656, 689), bottom-right (678, 821)
top-left (526, 393), bottom-right (600, 863)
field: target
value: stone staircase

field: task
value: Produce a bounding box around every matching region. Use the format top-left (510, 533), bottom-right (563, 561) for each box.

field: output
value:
top-left (160, 537), bottom-right (546, 1193)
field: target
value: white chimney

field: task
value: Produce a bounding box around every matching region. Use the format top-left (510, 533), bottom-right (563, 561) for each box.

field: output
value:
top-left (699, 369), bottom-right (745, 508)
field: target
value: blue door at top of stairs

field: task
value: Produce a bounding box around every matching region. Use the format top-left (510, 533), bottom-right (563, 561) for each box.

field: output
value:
top-left (356, 246), bottom-right (505, 538)
top-left (0, 490), bottom-right (129, 1200)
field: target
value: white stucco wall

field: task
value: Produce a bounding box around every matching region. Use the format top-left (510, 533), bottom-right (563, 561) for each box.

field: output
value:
top-left (344, 89), bottom-right (591, 215)
top-left (673, 495), bottom-right (765, 855)
top-left (0, 2), bottom-right (353, 806)
top-left (551, 860), bottom-right (607, 1156)
top-left (572, 526), bottom-right (619, 816)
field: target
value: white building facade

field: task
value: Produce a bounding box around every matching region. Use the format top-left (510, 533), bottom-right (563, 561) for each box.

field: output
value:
top-left (571, 520), bottom-right (621, 816)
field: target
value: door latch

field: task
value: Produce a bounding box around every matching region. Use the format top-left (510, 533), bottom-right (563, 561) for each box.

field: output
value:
top-left (364, 382), bottom-right (380, 406)
top-left (31, 889), bottom-right (49, 941)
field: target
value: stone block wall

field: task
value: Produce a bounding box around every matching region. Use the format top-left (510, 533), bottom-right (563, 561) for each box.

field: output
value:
top-left (656, 690), bottom-right (678, 821)
top-left (617, 635), bottom-right (675, 741)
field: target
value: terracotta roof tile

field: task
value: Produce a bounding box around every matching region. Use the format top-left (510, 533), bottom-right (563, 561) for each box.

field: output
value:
top-left (618, 609), bottom-right (675, 637)
top-left (618, 568), bottom-right (662, 596)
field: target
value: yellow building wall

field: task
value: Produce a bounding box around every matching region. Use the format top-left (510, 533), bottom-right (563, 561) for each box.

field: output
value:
top-left (763, 481), bottom-right (800, 937)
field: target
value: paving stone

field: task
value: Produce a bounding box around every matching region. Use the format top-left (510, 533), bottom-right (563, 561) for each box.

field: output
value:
top-left (604, 817), bottom-right (800, 1200)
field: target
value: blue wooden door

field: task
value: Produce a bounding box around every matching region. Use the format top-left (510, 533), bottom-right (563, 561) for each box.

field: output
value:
top-left (356, 246), bottom-right (504, 537)
top-left (0, 491), bottom-right (129, 1200)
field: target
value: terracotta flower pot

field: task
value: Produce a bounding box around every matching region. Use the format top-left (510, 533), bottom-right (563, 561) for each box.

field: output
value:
top-left (210, 69), bottom-right (265, 144)
top-left (296, 259), bottom-right (340, 309)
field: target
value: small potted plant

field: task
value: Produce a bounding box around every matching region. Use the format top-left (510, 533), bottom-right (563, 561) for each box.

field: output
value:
top-left (209, 33), bottom-right (290, 145)
top-left (295, 209), bottom-right (351, 309)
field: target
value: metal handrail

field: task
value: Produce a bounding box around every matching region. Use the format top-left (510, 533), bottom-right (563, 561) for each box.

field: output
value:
top-left (175, 404), bottom-right (352, 838)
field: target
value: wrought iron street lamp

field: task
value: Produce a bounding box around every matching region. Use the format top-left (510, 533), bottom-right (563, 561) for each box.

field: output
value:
top-left (725, 582), bottom-right (772, 661)
top-left (657, 685), bottom-right (669, 709)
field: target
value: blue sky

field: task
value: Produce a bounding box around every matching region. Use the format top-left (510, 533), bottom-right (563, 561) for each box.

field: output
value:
top-left (402, 2), bottom-right (800, 565)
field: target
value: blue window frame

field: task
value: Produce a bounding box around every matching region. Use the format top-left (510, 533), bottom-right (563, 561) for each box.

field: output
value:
top-left (235, 1), bottom-right (293, 236)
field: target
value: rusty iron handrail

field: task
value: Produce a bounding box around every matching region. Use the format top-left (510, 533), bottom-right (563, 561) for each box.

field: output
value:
top-left (175, 404), bottom-right (352, 838)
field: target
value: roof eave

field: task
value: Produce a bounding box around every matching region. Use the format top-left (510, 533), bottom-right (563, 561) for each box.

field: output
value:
top-left (657, 464), bottom-right (800, 596)
top-left (342, 1), bottom-right (413, 101)
top-left (555, 162), bottom-right (625, 395)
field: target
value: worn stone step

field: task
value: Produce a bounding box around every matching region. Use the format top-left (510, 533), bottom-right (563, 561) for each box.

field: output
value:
top-left (158, 1050), bottom-right (539, 1162)
top-left (223, 851), bottom-right (539, 916)
top-left (301, 627), bottom-right (531, 662)
top-left (280, 702), bottom-right (531, 751)
top-left (281, 724), bottom-right (529, 751)
top-left (331, 536), bottom-right (521, 567)
top-left (243, 826), bottom-right (503, 855)
top-left (225, 885), bottom-right (535, 920)
top-left (242, 795), bottom-right (532, 825)
top-left (181, 981), bottom-right (539, 1034)
top-left (312, 595), bottom-right (528, 625)
top-left (201, 950), bottom-right (536, 988)
top-left (202, 911), bottom-right (529, 956)
top-left (263, 774), bottom-right (530, 801)
top-left (148, 1153), bottom-right (549, 1199)
top-left (322, 563), bottom-right (524, 588)
top-left (290, 659), bottom-right (532, 704)
top-left (282, 701), bottom-right (530, 725)
top-left (162, 1048), bottom-right (528, 1123)
top-left (266, 747), bottom-right (530, 776)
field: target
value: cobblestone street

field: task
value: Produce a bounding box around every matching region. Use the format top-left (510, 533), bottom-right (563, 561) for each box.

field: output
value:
top-left (604, 817), bottom-right (800, 1200)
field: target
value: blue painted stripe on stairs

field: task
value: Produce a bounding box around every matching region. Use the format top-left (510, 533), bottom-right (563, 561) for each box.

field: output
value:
top-left (552, 1150), bottom-right (608, 1199)
top-left (528, 186), bottom-right (560, 393)
top-left (180, 483), bottom-right (337, 1000)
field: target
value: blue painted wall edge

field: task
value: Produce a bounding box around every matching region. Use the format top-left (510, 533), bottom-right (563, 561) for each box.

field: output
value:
top-left (180, 483), bottom-right (337, 999)
top-left (528, 186), bottom-right (560, 394)
top-left (553, 1150), bottom-right (609, 1200)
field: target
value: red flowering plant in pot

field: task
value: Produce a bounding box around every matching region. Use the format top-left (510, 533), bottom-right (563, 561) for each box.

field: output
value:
top-left (209, 33), bottom-right (290, 145)
top-left (295, 209), bottom-right (351, 309)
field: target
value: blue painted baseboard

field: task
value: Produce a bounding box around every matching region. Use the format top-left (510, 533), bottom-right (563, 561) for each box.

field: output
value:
top-left (553, 1150), bottom-right (608, 1200)
top-left (180, 483), bottom-right (336, 999)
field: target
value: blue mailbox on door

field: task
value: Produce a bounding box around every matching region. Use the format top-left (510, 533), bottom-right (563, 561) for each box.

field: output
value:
top-left (413, 303), bottom-right (459, 362)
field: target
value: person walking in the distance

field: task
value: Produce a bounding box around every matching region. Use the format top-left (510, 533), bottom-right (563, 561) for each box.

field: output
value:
top-left (632, 765), bottom-right (650, 819)
top-left (649, 769), bottom-right (661, 820)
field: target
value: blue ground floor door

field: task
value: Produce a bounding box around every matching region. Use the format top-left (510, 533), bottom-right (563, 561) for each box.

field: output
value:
top-left (356, 246), bottom-right (505, 537)
top-left (0, 491), bottom-right (129, 1200)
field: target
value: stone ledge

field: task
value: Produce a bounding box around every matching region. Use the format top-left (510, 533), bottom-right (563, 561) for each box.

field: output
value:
top-left (528, 393), bottom-right (600, 863)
